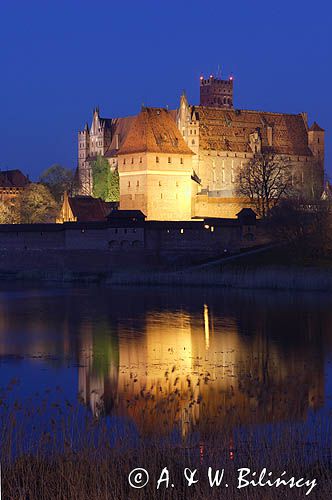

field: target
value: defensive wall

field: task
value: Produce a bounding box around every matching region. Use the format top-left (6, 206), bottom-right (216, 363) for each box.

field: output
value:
top-left (0, 212), bottom-right (262, 281)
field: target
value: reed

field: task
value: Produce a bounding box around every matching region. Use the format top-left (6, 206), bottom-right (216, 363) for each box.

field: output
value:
top-left (1, 392), bottom-right (332, 499)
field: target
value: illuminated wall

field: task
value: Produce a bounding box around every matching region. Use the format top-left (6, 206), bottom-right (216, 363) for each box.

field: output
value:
top-left (119, 152), bottom-right (193, 220)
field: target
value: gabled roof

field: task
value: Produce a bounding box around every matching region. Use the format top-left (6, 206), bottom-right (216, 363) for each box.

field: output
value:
top-left (118, 107), bottom-right (193, 155)
top-left (104, 116), bottom-right (136, 157)
top-left (0, 169), bottom-right (30, 188)
top-left (309, 121), bottom-right (324, 132)
top-left (193, 106), bottom-right (313, 156)
top-left (68, 196), bottom-right (115, 222)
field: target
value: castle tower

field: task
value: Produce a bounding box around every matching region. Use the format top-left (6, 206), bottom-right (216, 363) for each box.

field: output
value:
top-left (177, 92), bottom-right (200, 176)
top-left (308, 122), bottom-right (325, 161)
top-left (118, 107), bottom-right (194, 220)
top-left (308, 121), bottom-right (325, 199)
top-left (200, 74), bottom-right (233, 108)
top-left (78, 122), bottom-right (92, 195)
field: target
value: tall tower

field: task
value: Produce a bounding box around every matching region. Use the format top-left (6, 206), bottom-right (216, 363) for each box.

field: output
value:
top-left (308, 121), bottom-right (325, 198)
top-left (308, 122), bottom-right (325, 161)
top-left (200, 74), bottom-right (233, 108)
top-left (78, 123), bottom-right (92, 195)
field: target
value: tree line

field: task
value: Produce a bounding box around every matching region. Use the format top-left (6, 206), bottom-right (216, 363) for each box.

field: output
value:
top-left (0, 164), bottom-right (74, 224)
top-left (0, 157), bottom-right (120, 224)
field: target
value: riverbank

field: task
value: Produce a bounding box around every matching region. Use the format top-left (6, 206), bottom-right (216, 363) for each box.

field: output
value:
top-left (2, 400), bottom-right (331, 500)
top-left (107, 265), bottom-right (332, 291)
top-left (2, 263), bottom-right (332, 291)
top-left (1, 245), bottom-right (332, 291)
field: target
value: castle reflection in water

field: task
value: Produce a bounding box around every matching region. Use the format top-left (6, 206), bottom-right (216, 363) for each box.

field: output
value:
top-left (76, 288), bottom-right (326, 437)
top-left (0, 286), bottom-right (328, 438)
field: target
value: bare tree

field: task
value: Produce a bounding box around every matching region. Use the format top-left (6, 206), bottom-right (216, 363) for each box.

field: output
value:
top-left (236, 153), bottom-right (295, 218)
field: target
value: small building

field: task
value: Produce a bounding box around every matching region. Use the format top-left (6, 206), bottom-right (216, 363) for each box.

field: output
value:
top-left (57, 192), bottom-right (116, 222)
top-left (0, 169), bottom-right (30, 204)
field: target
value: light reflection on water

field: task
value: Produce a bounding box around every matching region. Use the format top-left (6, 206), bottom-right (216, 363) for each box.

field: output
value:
top-left (0, 284), bottom-right (331, 451)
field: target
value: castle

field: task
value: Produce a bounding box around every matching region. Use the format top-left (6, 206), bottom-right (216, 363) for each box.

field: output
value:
top-left (77, 74), bottom-right (325, 220)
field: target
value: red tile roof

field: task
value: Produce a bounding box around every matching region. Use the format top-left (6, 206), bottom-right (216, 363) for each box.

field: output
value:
top-left (104, 116), bottom-right (136, 157)
top-left (194, 107), bottom-right (313, 156)
top-left (0, 169), bottom-right (29, 188)
top-left (68, 196), bottom-right (115, 222)
top-left (308, 121), bottom-right (324, 132)
top-left (118, 107), bottom-right (193, 155)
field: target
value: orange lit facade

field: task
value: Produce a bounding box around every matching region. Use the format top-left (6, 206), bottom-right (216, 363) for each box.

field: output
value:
top-left (118, 107), bottom-right (195, 220)
top-left (77, 75), bottom-right (325, 220)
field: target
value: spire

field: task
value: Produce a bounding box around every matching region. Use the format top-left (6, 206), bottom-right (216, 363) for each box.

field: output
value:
top-left (180, 90), bottom-right (188, 108)
top-left (309, 121), bottom-right (324, 132)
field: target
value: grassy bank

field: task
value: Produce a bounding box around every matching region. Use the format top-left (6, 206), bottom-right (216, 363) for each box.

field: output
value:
top-left (1, 395), bottom-right (332, 499)
top-left (3, 443), bottom-right (332, 499)
top-left (107, 266), bottom-right (332, 291)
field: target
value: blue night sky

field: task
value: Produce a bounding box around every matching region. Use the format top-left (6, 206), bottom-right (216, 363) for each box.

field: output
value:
top-left (0, 0), bottom-right (331, 180)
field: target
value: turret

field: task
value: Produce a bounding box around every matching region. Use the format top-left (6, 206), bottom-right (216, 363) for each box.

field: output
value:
top-left (78, 124), bottom-right (90, 167)
top-left (177, 91), bottom-right (190, 139)
top-left (308, 122), bottom-right (325, 161)
top-left (78, 123), bottom-right (92, 195)
top-left (308, 122), bottom-right (325, 199)
top-left (200, 73), bottom-right (233, 108)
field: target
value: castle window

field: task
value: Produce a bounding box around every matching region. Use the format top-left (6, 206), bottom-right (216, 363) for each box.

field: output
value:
top-left (176, 181), bottom-right (179, 187)
top-left (168, 157), bottom-right (171, 163)
top-left (123, 159), bottom-right (126, 165)
top-left (156, 156), bottom-right (159, 163)
top-left (161, 193), bottom-right (163, 199)
top-left (180, 158), bottom-right (183, 164)
top-left (192, 139), bottom-right (195, 145)
top-left (128, 181), bottom-right (131, 188)
top-left (131, 158), bottom-right (134, 164)
top-left (180, 228), bottom-right (184, 234)
top-left (139, 157), bottom-right (142, 163)
top-left (318, 138), bottom-right (320, 144)
top-left (159, 181), bottom-right (162, 186)
top-left (136, 180), bottom-right (139, 187)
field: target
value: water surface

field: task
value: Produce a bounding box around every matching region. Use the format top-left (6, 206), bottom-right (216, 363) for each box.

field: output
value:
top-left (0, 284), bottom-right (331, 460)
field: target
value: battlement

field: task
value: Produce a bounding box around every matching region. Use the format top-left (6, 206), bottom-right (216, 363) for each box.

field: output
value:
top-left (200, 74), bottom-right (233, 109)
top-left (200, 76), bottom-right (233, 86)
